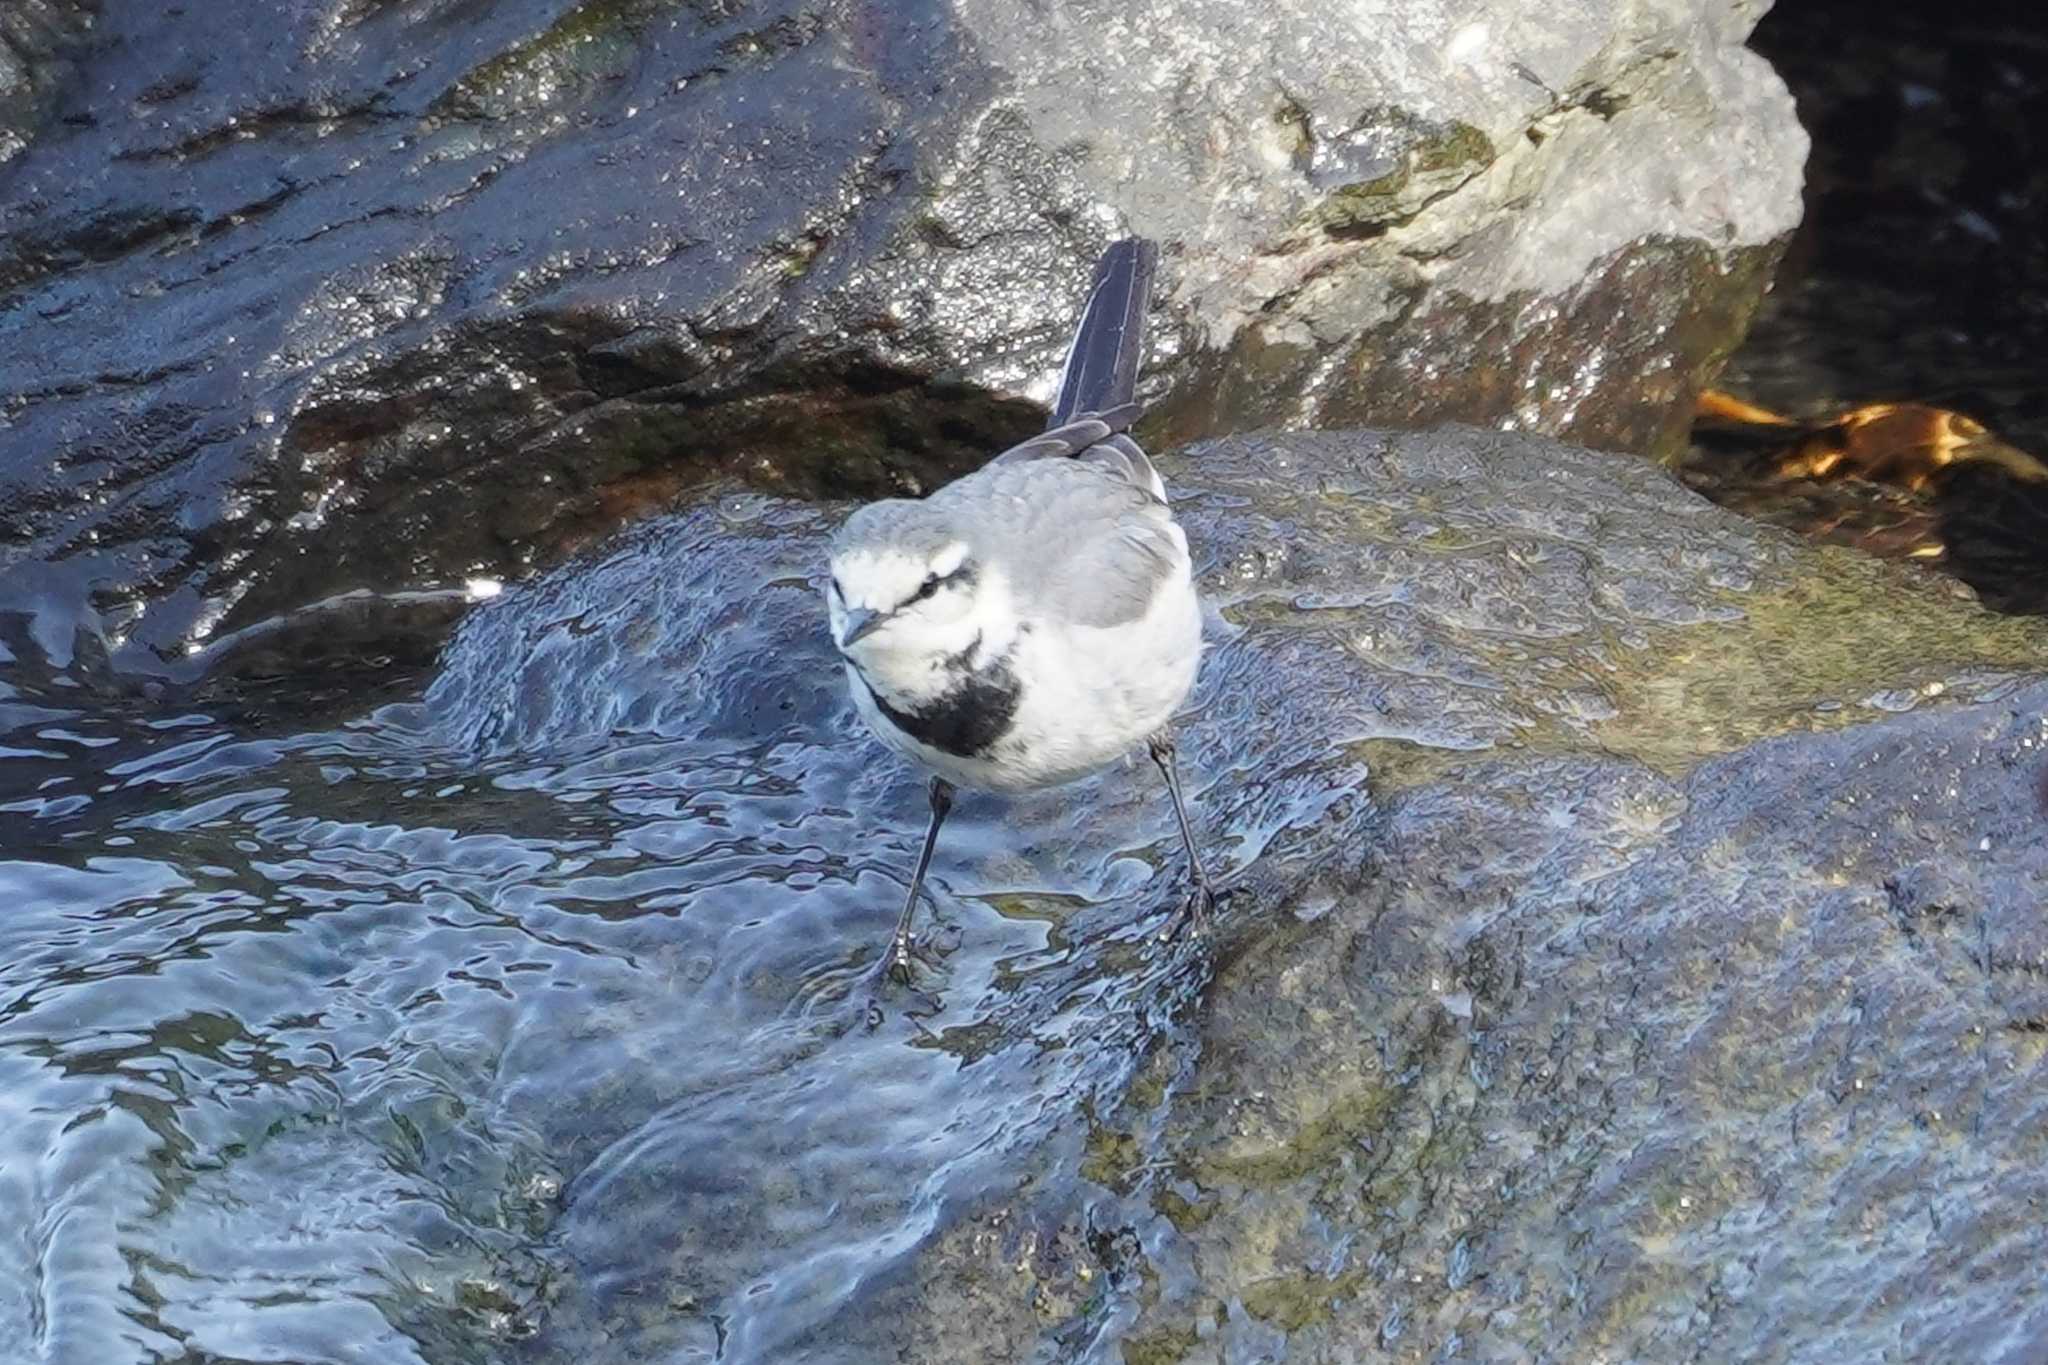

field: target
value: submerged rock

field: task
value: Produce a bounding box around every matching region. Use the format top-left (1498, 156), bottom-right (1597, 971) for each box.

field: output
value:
top-left (1685, 394), bottom-right (2048, 616)
top-left (0, 0), bottom-right (1800, 676)
top-left (426, 427), bottom-right (2048, 1361)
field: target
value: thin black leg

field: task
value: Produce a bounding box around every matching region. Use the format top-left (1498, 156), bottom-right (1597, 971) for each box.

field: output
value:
top-left (883, 776), bottom-right (955, 982)
top-left (1147, 729), bottom-right (1214, 939)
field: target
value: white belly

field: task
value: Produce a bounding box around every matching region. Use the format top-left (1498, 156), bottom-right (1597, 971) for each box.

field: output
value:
top-left (996, 577), bottom-right (1202, 789)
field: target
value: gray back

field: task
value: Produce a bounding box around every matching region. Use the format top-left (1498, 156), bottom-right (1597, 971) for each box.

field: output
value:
top-left (936, 458), bottom-right (1181, 628)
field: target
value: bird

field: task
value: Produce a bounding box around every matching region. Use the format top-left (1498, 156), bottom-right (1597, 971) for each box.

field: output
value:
top-left (824, 237), bottom-right (1213, 982)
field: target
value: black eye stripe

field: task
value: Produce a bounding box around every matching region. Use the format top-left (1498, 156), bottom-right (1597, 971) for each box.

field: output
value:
top-left (898, 561), bottom-right (972, 611)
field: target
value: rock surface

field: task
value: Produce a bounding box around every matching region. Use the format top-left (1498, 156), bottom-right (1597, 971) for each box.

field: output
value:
top-left (0, 0), bottom-right (1801, 676)
top-left (419, 427), bottom-right (2048, 1362)
top-left (1092, 695), bottom-right (2048, 1363)
top-left (0, 1), bottom-right (92, 164)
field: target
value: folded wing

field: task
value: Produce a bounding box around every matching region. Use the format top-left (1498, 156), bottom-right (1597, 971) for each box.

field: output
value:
top-left (958, 236), bottom-right (1183, 628)
top-left (945, 460), bottom-right (1184, 628)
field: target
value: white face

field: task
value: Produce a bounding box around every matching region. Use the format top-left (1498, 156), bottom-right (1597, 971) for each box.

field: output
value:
top-left (826, 538), bottom-right (982, 664)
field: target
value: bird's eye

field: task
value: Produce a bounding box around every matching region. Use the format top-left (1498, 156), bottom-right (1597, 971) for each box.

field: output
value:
top-left (910, 573), bottom-right (941, 603)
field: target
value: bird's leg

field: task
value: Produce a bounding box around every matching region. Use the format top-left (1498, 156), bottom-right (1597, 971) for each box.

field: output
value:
top-left (1147, 729), bottom-right (1214, 939)
top-left (883, 776), bottom-right (955, 983)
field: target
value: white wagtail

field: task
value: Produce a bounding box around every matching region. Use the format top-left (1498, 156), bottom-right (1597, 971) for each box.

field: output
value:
top-left (824, 238), bottom-right (1213, 982)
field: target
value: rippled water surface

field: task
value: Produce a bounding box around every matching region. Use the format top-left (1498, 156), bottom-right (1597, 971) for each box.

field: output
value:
top-left (0, 495), bottom-right (1280, 1365)
top-left (9, 426), bottom-right (2047, 1363)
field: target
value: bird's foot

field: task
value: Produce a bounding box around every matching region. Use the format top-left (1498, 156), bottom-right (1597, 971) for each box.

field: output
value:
top-left (1157, 880), bottom-right (1217, 943)
top-left (857, 931), bottom-right (945, 1026)
top-left (882, 929), bottom-right (919, 985)
top-left (867, 927), bottom-right (939, 991)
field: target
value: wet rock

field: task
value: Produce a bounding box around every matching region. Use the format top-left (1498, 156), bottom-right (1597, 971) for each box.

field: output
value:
top-left (0, 1), bottom-right (92, 164)
top-left (427, 427), bottom-right (2048, 1361)
top-left (1101, 707), bottom-right (2048, 1362)
top-left (0, 0), bottom-right (1800, 675)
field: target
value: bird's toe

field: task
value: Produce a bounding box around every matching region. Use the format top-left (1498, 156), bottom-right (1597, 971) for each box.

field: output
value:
top-left (1157, 881), bottom-right (1216, 943)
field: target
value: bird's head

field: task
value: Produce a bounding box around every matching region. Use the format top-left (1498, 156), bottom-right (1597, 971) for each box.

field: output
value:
top-left (826, 501), bottom-right (1000, 674)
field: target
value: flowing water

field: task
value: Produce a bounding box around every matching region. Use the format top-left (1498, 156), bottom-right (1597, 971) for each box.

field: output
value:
top-left (7, 427), bottom-right (2046, 1364)
top-left (0, 494), bottom-right (1284, 1364)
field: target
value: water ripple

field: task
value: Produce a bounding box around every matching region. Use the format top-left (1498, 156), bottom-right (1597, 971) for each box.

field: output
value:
top-left (0, 494), bottom-right (1267, 1363)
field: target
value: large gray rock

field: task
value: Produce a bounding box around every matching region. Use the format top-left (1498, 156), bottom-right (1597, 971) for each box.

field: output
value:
top-left (0, 0), bottom-right (1801, 677)
top-left (1094, 699), bottom-right (2048, 1364)
top-left (413, 428), bottom-right (2047, 1362)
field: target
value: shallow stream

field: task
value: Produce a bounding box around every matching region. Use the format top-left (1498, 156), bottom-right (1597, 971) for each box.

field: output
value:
top-left (0, 495), bottom-right (1296, 1363)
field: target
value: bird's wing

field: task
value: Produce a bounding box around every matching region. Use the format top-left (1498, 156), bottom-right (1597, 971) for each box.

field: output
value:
top-left (947, 236), bottom-right (1181, 627)
top-left (985, 415), bottom-right (1166, 502)
top-left (952, 461), bottom-right (1185, 628)
top-left (1047, 494), bottom-right (1185, 627)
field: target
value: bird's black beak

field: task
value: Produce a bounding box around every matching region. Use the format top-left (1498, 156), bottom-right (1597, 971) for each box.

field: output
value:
top-left (838, 607), bottom-right (885, 648)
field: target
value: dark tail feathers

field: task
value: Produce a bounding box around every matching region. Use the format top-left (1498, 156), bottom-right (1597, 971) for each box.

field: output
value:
top-left (1049, 238), bottom-right (1157, 430)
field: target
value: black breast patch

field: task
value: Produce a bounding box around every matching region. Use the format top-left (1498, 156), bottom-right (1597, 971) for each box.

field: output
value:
top-left (856, 651), bottom-right (1021, 759)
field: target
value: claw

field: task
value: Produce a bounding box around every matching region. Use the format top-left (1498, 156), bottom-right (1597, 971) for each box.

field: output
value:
top-left (1158, 881), bottom-right (1216, 943)
top-left (861, 931), bottom-right (944, 1022)
top-left (868, 927), bottom-right (936, 993)
top-left (883, 932), bottom-right (918, 985)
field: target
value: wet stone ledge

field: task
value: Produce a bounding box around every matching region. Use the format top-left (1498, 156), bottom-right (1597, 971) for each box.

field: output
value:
top-left (423, 427), bottom-right (2048, 1362)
